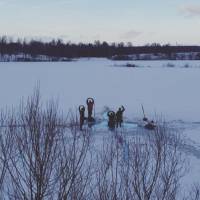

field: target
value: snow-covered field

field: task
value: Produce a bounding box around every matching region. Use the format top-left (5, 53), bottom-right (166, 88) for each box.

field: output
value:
top-left (1, 59), bottom-right (200, 121)
top-left (0, 58), bottom-right (200, 189)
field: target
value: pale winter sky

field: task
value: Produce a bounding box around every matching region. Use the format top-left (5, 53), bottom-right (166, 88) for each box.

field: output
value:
top-left (0, 0), bottom-right (200, 45)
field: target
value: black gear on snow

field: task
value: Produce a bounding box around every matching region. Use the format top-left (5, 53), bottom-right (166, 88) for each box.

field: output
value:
top-left (143, 117), bottom-right (148, 122)
top-left (144, 120), bottom-right (156, 130)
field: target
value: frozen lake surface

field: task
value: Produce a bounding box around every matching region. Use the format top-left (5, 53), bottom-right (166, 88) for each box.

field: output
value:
top-left (0, 58), bottom-right (200, 188)
top-left (0, 58), bottom-right (200, 122)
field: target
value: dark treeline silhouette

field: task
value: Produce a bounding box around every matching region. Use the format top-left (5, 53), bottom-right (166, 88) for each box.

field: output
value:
top-left (1, 36), bottom-right (200, 58)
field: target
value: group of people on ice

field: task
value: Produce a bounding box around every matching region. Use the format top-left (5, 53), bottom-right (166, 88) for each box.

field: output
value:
top-left (79, 98), bottom-right (156, 131)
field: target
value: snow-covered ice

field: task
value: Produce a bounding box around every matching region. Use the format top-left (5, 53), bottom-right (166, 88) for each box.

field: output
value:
top-left (0, 58), bottom-right (200, 122)
top-left (0, 58), bottom-right (200, 188)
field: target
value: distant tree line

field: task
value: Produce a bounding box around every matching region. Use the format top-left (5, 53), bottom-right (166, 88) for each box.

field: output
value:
top-left (1, 36), bottom-right (200, 58)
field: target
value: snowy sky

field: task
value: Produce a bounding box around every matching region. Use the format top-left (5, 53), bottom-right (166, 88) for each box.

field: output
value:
top-left (0, 0), bottom-right (200, 45)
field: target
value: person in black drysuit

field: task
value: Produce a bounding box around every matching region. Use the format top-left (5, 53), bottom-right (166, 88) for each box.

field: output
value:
top-left (116, 106), bottom-right (125, 128)
top-left (144, 120), bottom-right (156, 130)
top-left (79, 105), bottom-right (85, 131)
top-left (107, 111), bottom-right (116, 130)
top-left (143, 118), bottom-right (156, 130)
top-left (86, 98), bottom-right (95, 123)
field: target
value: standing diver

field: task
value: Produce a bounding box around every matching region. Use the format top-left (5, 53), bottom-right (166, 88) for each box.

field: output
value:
top-left (79, 105), bottom-right (85, 130)
top-left (107, 111), bottom-right (116, 130)
top-left (116, 106), bottom-right (125, 128)
top-left (86, 98), bottom-right (95, 123)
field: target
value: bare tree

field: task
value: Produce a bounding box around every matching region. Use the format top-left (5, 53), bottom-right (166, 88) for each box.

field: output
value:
top-left (55, 125), bottom-right (92, 200)
top-left (5, 90), bottom-right (62, 199)
top-left (91, 136), bottom-right (122, 200)
top-left (0, 110), bottom-right (15, 198)
top-left (124, 125), bottom-right (186, 200)
top-left (184, 183), bottom-right (200, 200)
top-left (92, 124), bottom-right (186, 200)
top-left (0, 89), bottom-right (195, 200)
top-left (4, 89), bottom-right (92, 200)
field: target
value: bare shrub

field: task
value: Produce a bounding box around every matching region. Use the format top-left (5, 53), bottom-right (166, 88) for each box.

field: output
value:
top-left (184, 183), bottom-right (200, 200)
top-left (0, 110), bottom-right (15, 198)
top-left (0, 89), bottom-right (195, 200)
top-left (127, 126), bottom-right (185, 200)
top-left (5, 90), bottom-right (62, 199)
top-left (55, 125), bottom-right (92, 200)
top-left (92, 124), bottom-right (186, 200)
top-left (91, 136), bottom-right (123, 200)
top-left (5, 90), bottom-right (92, 200)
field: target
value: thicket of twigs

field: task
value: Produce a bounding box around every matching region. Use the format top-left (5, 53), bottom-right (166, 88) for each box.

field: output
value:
top-left (0, 89), bottom-right (199, 200)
